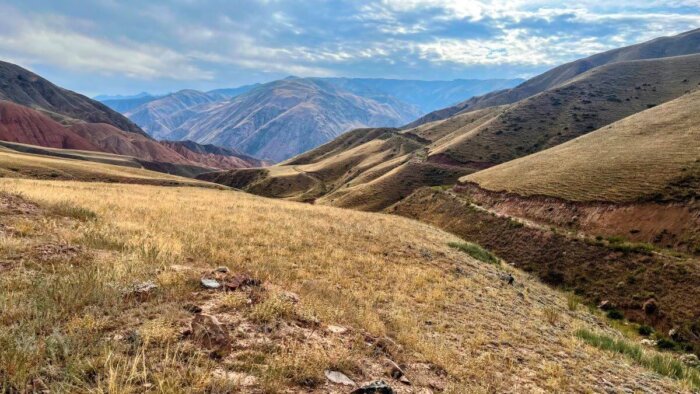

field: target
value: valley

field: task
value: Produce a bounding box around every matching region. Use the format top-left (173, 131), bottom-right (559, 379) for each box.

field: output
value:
top-left (103, 77), bottom-right (521, 162)
top-left (0, 7), bottom-right (699, 393)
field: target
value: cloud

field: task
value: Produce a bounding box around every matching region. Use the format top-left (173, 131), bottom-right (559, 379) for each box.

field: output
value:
top-left (1, 0), bottom-right (698, 94)
top-left (0, 6), bottom-right (212, 80)
top-left (413, 29), bottom-right (612, 66)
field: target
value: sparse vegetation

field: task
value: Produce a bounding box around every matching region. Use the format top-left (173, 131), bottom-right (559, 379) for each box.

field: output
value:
top-left (566, 294), bottom-right (580, 311)
top-left (47, 200), bottom-right (98, 221)
top-left (638, 325), bottom-right (654, 336)
top-left (575, 329), bottom-right (700, 389)
top-left (448, 241), bottom-right (500, 264)
top-left (606, 237), bottom-right (655, 255)
top-left (0, 180), bottom-right (687, 392)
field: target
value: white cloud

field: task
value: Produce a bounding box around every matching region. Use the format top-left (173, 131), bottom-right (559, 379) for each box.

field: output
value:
top-left (413, 29), bottom-right (613, 66)
top-left (0, 7), bottom-right (212, 80)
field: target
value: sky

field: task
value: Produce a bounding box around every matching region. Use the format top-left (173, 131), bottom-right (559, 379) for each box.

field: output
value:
top-left (0, 0), bottom-right (698, 97)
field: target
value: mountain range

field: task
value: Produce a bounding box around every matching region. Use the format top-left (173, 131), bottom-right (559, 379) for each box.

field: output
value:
top-left (102, 77), bottom-right (522, 162)
top-left (0, 61), bottom-right (265, 173)
top-left (2, 23), bottom-right (700, 393)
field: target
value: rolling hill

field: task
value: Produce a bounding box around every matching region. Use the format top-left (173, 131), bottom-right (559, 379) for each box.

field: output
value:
top-left (201, 29), bottom-right (700, 211)
top-left (465, 89), bottom-right (700, 203)
top-left (0, 171), bottom-right (694, 392)
top-left (428, 53), bottom-right (700, 166)
top-left (161, 140), bottom-right (271, 170)
top-left (460, 88), bottom-right (700, 254)
top-left (408, 28), bottom-right (700, 128)
top-left (0, 140), bottom-right (222, 186)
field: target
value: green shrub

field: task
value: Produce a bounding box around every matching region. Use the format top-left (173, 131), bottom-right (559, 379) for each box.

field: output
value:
top-left (638, 325), bottom-right (654, 336)
top-left (509, 219), bottom-right (524, 228)
top-left (448, 242), bottom-right (500, 265)
top-left (606, 236), bottom-right (625, 244)
top-left (606, 310), bottom-right (624, 320)
top-left (605, 236), bottom-right (654, 255)
top-left (656, 338), bottom-right (678, 350)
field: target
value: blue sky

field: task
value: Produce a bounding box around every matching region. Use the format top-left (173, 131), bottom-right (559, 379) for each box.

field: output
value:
top-left (0, 0), bottom-right (698, 96)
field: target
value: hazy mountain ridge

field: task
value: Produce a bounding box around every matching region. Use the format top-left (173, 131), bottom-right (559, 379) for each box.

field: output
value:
top-left (105, 77), bottom-right (521, 162)
top-left (319, 77), bottom-right (522, 113)
top-left (125, 90), bottom-right (222, 139)
top-left (0, 62), bottom-right (266, 173)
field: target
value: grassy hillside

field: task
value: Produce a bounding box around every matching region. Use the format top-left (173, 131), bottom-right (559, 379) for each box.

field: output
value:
top-left (200, 108), bottom-right (505, 209)
top-left (407, 28), bottom-right (700, 127)
top-left (0, 179), bottom-right (694, 392)
top-left (431, 54), bottom-right (700, 166)
top-left (0, 144), bottom-right (218, 187)
top-left (203, 53), bottom-right (700, 211)
top-left (391, 188), bottom-right (700, 358)
top-left (465, 88), bottom-right (700, 203)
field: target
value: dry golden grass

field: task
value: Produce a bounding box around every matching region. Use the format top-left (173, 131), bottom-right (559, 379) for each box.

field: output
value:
top-left (437, 54), bottom-right (700, 167)
top-left (465, 89), bottom-right (700, 202)
top-left (0, 148), bottom-right (217, 188)
top-left (0, 179), bottom-right (692, 392)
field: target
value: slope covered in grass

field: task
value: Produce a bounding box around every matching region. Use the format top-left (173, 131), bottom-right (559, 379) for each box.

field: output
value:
top-left (465, 89), bottom-right (700, 203)
top-left (203, 51), bottom-right (700, 211)
top-left (0, 180), bottom-right (691, 393)
top-left (407, 28), bottom-right (700, 127)
top-left (0, 145), bottom-right (218, 187)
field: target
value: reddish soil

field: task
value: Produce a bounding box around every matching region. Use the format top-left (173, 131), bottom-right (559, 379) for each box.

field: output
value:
top-left (160, 141), bottom-right (264, 170)
top-left (69, 123), bottom-right (193, 165)
top-left (390, 188), bottom-right (700, 354)
top-left (458, 183), bottom-right (700, 254)
top-left (0, 101), bottom-right (99, 151)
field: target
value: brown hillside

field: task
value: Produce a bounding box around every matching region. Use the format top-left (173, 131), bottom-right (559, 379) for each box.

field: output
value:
top-left (407, 28), bottom-right (700, 127)
top-left (161, 140), bottom-right (268, 170)
top-left (390, 188), bottom-right (700, 356)
top-left (430, 54), bottom-right (700, 166)
top-left (0, 143), bottom-right (220, 187)
top-left (0, 61), bottom-right (145, 134)
top-left (0, 100), bottom-right (99, 151)
top-left (69, 123), bottom-right (194, 165)
top-left (465, 88), bottom-right (700, 203)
